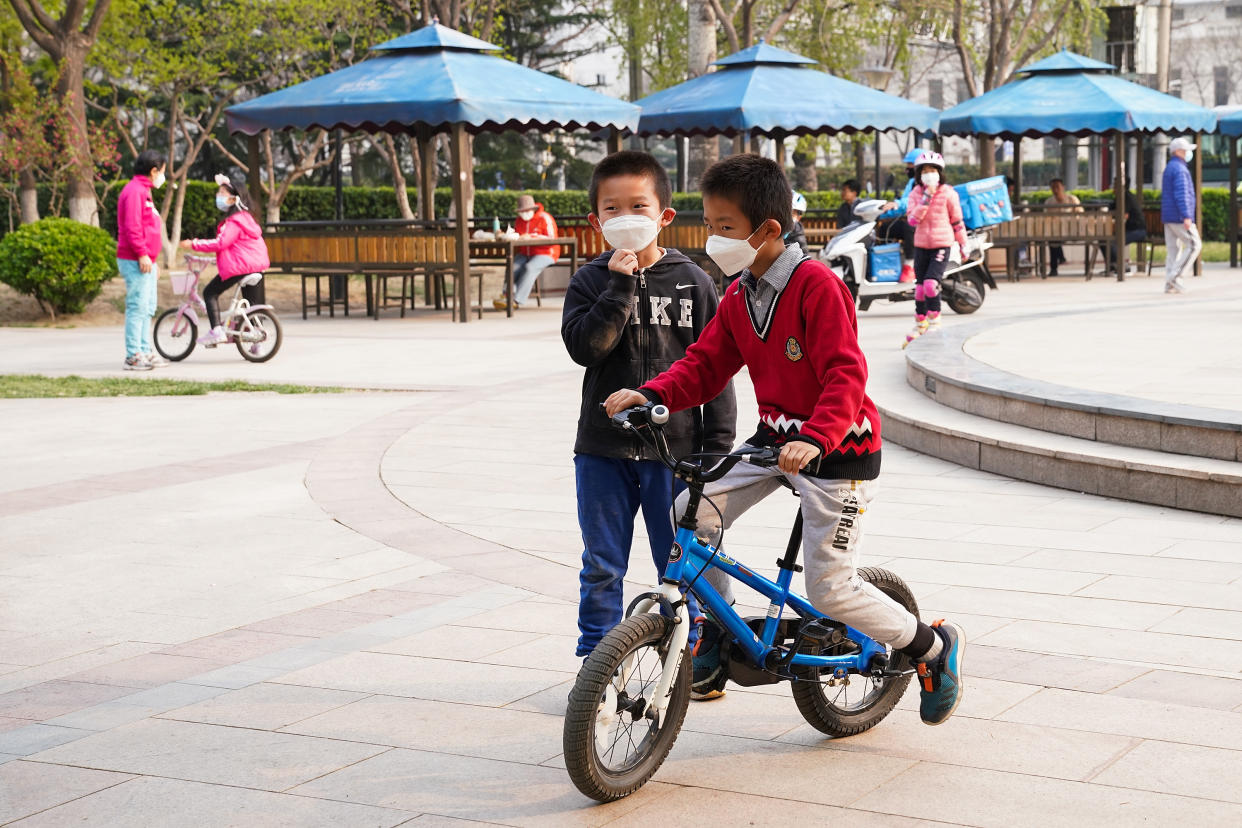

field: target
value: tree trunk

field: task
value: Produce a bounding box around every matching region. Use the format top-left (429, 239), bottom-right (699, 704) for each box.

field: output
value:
top-left (166, 173), bottom-right (189, 265)
top-left (57, 40), bottom-right (99, 225)
top-left (686, 0), bottom-right (717, 189)
top-left (978, 136), bottom-right (996, 178)
top-left (792, 139), bottom-right (817, 192)
top-left (18, 169), bottom-right (39, 224)
top-left (383, 135), bottom-right (415, 220)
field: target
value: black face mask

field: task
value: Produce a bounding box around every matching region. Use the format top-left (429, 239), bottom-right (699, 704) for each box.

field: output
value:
top-left (906, 167), bottom-right (916, 181)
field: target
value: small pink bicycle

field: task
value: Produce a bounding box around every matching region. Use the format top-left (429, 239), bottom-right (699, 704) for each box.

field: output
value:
top-left (153, 254), bottom-right (282, 363)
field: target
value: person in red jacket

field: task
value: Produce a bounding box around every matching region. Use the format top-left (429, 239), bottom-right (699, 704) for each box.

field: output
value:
top-left (903, 151), bottom-right (967, 348)
top-left (116, 150), bottom-right (167, 371)
top-left (178, 174), bottom-right (270, 346)
top-left (493, 194), bottom-right (561, 309)
top-left (604, 154), bottom-right (966, 724)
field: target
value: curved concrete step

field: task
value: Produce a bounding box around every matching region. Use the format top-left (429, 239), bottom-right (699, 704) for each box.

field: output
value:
top-left (870, 357), bottom-right (1242, 518)
top-left (904, 315), bottom-right (1242, 463)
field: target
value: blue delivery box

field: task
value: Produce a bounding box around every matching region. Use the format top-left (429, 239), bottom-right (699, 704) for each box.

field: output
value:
top-left (869, 242), bottom-right (902, 283)
top-left (954, 176), bottom-right (1014, 230)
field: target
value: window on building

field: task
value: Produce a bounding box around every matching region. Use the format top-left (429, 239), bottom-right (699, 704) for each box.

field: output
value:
top-left (1170, 69), bottom-right (1182, 98)
top-left (1104, 6), bottom-right (1136, 73)
top-left (956, 80), bottom-right (970, 104)
top-left (1216, 66), bottom-right (1231, 106)
top-left (928, 78), bottom-right (944, 110)
top-left (1226, 4), bottom-right (1242, 18)
top-left (1172, 8), bottom-right (1184, 21)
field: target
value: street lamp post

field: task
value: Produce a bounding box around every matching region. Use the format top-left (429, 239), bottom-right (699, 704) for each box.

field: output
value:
top-left (861, 65), bottom-right (894, 196)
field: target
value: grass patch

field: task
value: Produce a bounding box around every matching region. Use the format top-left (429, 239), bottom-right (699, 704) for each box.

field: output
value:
top-left (0, 374), bottom-right (345, 398)
top-left (1142, 240), bottom-right (1231, 264)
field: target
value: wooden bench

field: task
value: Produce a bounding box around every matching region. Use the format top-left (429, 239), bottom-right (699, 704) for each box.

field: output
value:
top-left (990, 211), bottom-right (1115, 279)
top-left (265, 223), bottom-right (483, 319)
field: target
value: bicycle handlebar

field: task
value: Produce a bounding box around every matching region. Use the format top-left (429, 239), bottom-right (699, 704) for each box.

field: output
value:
top-left (608, 403), bottom-right (780, 485)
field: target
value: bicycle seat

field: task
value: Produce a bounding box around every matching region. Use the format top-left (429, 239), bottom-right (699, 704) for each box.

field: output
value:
top-left (238, 273), bottom-right (264, 287)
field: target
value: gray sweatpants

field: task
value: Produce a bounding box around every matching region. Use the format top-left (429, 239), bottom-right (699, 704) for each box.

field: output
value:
top-left (677, 458), bottom-right (918, 649)
top-left (1164, 222), bottom-right (1202, 286)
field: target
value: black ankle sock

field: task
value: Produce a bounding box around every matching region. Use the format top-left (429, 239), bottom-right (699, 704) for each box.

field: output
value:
top-left (898, 622), bottom-right (938, 661)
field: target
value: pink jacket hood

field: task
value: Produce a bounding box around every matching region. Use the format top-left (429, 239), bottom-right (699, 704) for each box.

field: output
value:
top-left (907, 184), bottom-right (968, 251)
top-left (191, 210), bottom-right (270, 279)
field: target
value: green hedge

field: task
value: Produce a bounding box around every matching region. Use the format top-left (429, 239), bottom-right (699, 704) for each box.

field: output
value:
top-left (12, 182), bottom-right (1239, 243)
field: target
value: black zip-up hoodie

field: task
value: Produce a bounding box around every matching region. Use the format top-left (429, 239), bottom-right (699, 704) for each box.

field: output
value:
top-left (562, 248), bottom-right (737, 461)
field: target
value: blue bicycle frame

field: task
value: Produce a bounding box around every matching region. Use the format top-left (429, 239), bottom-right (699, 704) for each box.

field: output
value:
top-left (662, 525), bottom-right (886, 676)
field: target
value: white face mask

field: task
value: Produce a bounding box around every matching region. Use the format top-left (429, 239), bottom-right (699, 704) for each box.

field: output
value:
top-left (517, 209), bottom-right (535, 221)
top-left (1183, 150), bottom-right (1194, 162)
top-left (151, 170), bottom-right (166, 188)
top-left (705, 227), bottom-right (762, 276)
top-left (601, 214), bottom-right (660, 251)
top-left (921, 172), bottom-right (940, 188)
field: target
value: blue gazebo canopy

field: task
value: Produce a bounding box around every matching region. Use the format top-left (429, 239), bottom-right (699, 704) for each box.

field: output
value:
top-left (225, 22), bottom-right (639, 136)
top-left (1217, 106), bottom-right (1242, 136)
top-left (938, 49), bottom-right (1216, 138)
top-left (631, 42), bottom-right (938, 137)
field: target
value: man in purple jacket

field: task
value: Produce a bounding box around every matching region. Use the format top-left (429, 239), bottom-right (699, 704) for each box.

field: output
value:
top-left (1161, 137), bottom-right (1201, 294)
top-left (117, 150), bottom-right (167, 370)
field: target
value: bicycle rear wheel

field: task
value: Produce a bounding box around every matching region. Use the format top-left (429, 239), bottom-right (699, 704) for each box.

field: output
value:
top-left (790, 566), bottom-right (918, 737)
top-left (563, 613), bottom-right (689, 802)
top-left (235, 310), bottom-right (282, 363)
top-left (153, 308), bottom-right (196, 361)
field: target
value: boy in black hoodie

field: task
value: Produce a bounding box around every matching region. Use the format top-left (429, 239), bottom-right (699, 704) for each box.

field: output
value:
top-left (562, 151), bottom-right (737, 661)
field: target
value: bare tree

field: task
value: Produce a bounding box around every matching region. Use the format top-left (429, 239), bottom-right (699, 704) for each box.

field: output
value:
top-left (7, 0), bottom-right (111, 224)
top-left (950, 0), bottom-right (1099, 175)
top-left (704, 0), bottom-right (805, 53)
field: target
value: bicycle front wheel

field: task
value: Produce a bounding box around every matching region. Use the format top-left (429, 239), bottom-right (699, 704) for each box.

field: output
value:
top-left (790, 566), bottom-right (918, 737)
top-left (563, 613), bottom-right (689, 802)
top-left (235, 310), bottom-right (282, 363)
top-left (153, 308), bottom-right (196, 361)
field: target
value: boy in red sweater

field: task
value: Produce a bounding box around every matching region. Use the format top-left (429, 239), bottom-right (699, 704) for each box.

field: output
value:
top-left (605, 154), bottom-right (965, 724)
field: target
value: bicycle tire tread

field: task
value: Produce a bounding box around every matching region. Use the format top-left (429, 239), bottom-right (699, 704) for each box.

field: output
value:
top-left (563, 614), bottom-right (688, 802)
top-left (790, 567), bottom-right (918, 738)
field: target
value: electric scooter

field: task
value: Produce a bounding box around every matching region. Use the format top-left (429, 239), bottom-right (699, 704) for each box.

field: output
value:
top-left (820, 199), bottom-right (996, 314)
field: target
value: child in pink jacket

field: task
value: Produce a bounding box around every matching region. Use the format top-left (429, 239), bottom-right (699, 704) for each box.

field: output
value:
top-left (179, 174), bottom-right (270, 346)
top-left (903, 151), bottom-right (967, 348)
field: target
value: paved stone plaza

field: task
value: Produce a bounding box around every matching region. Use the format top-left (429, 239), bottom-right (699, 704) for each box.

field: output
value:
top-left (1, 268), bottom-right (1241, 826)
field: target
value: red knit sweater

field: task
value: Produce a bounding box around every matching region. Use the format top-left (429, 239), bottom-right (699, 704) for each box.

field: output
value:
top-left (642, 258), bottom-right (881, 479)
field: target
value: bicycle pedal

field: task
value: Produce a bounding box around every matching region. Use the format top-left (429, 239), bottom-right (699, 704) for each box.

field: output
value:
top-left (799, 619), bottom-right (847, 647)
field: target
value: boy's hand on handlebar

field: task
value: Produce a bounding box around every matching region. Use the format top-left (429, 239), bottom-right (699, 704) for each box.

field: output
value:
top-left (779, 441), bottom-right (821, 476)
top-left (604, 388), bottom-right (648, 417)
top-left (608, 248), bottom-right (639, 276)
top-left (178, 240), bottom-right (194, 250)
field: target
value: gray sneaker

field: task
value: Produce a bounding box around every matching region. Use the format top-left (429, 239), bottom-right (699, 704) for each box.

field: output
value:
top-left (123, 355), bottom-right (153, 371)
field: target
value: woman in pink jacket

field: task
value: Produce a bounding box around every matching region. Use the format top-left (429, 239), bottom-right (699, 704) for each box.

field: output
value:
top-left (903, 151), bottom-right (968, 348)
top-left (179, 174), bottom-right (270, 346)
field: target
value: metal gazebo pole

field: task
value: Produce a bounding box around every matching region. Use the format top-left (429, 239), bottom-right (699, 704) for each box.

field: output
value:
top-left (1012, 138), bottom-right (1023, 197)
top-left (1194, 130), bottom-right (1203, 277)
top-left (415, 124), bottom-right (437, 221)
top-left (1115, 131), bottom-right (1126, 281)
top-left (246, 135), bottom-right (265, 223)
top-left (449, 123), bottom-right (471, 323)
top-left (1229, 137), bottom-right (1238, 268)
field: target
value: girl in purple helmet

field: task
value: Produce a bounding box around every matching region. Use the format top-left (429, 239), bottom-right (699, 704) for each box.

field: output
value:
top-left (902, 151), bottom-right (967, 348)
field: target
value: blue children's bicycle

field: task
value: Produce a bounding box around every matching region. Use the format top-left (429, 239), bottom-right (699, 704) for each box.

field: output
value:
top-left (563, 403), bottom-right (919, 802)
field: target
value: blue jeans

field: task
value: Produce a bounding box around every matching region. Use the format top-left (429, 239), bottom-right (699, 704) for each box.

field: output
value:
top-left (119, 258), bottom-right (157, 358)
top-left (512, 254), bottom-right (555, 305)
top-left (574, 454), bottom-right (699, 657)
